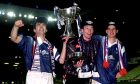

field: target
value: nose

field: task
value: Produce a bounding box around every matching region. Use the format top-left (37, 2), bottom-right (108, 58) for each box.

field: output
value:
top-left (88, 29), bottom-right (92, 33)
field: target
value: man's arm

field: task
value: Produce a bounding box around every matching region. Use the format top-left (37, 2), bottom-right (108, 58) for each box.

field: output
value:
top-left (116, 45), bottom-right (128, 78)
top-left (59, 36), bottom-right (69, 64)
top-left (10, 20), bottom-right (24, 43)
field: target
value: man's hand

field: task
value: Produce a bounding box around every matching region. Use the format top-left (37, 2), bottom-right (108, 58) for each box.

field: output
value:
top-left (116, 72), bottom-right (122, 78)
top-left (62, 36), bottom-right (69, 44)
top-left (14, 20), bottom-right (24, 28)
top-left (73, 60), bottom-right (84, 68)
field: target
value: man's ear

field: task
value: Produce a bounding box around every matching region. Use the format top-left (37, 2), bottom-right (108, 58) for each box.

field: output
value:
top-left (105, 30), bottom-right (108, 34)
top-left (45, 28), bottom-right (48, 32)
top-left (81, 29), bottom-right (83, 33)
top-left (33, 28), bottom-right (36, 33)
top-left (116, 30), bottom-right (118, 33)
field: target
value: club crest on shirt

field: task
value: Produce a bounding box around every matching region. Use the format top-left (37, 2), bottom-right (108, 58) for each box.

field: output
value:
top-left (40, 50), bottom-right (49, 55)
top-left (115, 48), bottom-right (119, 54)
top-left (108, 55), bottom-right (114, 60)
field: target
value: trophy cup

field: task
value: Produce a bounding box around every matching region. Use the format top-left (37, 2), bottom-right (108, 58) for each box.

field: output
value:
top-left (54, 3), bottom-right (81, 38)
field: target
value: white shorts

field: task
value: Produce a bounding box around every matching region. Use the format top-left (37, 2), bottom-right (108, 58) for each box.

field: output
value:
top-left (91, 80), bottom-right (101, 84)
top-left (26, 70), bottom-right (53, 84)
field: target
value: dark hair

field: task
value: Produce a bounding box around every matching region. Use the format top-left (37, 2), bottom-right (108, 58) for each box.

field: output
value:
top-left (33, 17), bottom-right (48, 28)
top-left (106, 21), bottom-right (118, 30)
top-left (81, 20), bottom-right (94, 29)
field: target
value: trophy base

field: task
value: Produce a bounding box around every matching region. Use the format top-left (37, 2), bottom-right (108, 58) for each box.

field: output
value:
top-left (67, 52), bottom-right (84, 64)
top-left (74, 52), bottom-right (83, 58)
top-left (61, 34), bottom-right (76, 38)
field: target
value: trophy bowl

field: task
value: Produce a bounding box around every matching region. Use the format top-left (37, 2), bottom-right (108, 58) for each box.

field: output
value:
top-left (54, 3), bottom-right (81, 38)
top-left (58, 7), bottom-right (80, 19)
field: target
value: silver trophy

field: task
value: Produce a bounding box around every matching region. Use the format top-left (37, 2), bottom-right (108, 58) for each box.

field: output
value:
top-left (54, 3), bottom-right (81, 38)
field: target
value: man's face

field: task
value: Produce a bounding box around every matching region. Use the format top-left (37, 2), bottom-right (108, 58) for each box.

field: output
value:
top-left (106, 25), bottom-right (118, 38)
top-left (33, 22), bottom-right (47, 35)
top-left (81, 25), bottom-right (94, 40)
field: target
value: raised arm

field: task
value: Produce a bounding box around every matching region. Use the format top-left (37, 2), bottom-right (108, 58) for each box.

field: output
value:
top-left (59, 36), bottom-right (69, 64)
top-left (10, 20), bottom-right (24, 43)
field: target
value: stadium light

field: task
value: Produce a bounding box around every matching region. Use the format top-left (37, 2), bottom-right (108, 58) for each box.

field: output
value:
top-left (4, 62), bottom-right (9, 65)
top-left (47, 16), bottom-right (57, 22)
top-left (7, 11), bottom-right (16, 17)
top-left (19, 13), bottom-right (22, 17)
top-left (28, 14), bottom-right (34, 19)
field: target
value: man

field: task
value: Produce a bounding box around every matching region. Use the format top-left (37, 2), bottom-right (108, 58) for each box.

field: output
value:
top-left (10, 17), bottom-right (69, 84)
top-left (63, 20), bottom-right (100, 84)
top-left (93, 21), bottom-right (128, 84)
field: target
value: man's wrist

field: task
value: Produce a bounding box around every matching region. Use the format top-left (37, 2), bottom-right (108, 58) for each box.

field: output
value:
top-left (76, 67), bottom-right (81, 72)
top-left (13, 25), bottom-right (19, 29)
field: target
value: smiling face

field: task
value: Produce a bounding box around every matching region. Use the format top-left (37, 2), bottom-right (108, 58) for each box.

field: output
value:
top-left (81, 25), bottom-right (94, 41)
top-left (106, 24), bottom-right (118, 38)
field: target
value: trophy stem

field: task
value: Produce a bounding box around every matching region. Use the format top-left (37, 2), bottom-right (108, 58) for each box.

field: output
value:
top-left (62, 18), bottom-right (75, 38)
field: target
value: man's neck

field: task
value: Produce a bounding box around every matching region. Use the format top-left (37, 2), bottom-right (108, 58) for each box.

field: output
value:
top-left (83, 36), bottom-right (91, 42)
top-left (108, 37), bottom-right (116, 44)
top-left (36, 34), bottom-right (46, 41)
